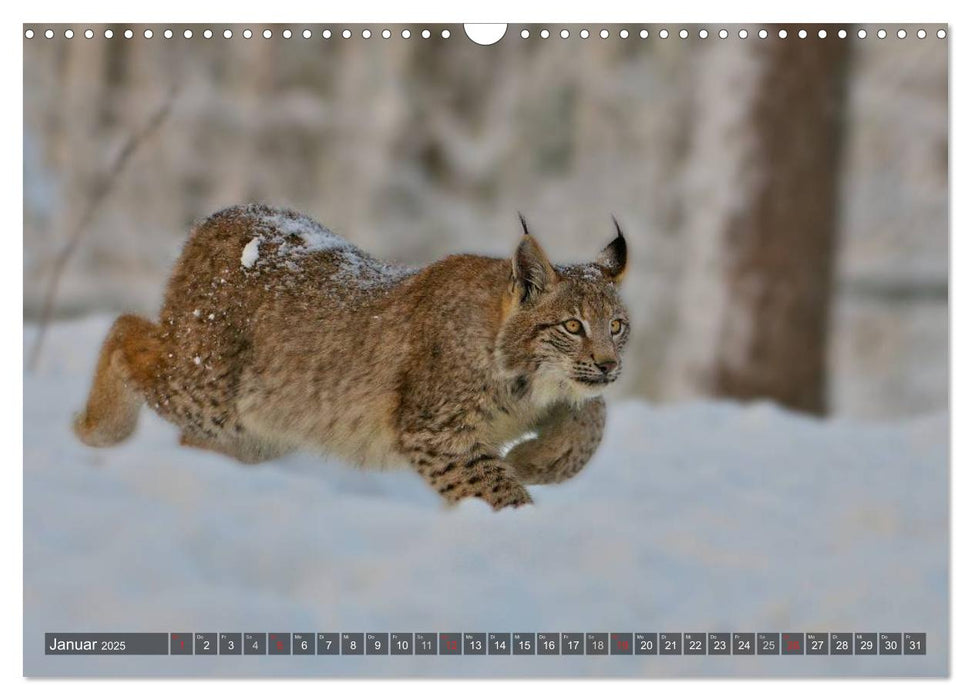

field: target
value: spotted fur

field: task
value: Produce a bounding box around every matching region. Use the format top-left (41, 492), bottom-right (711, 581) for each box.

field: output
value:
top-left (74, 205), bottom-right (630, 510)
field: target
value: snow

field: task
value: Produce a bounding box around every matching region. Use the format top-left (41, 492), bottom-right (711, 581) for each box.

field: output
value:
top-left (558, 263), bottom-right (605, 282)
top-left (259, 210), bottom-right (349, 253)
top-left (240, 237), bottom-right (260, 269)
top-left (231, 207), bottom-right (416, 294)
top-left (24, 317), bottom-right (948, 677)
top-left (236, 209), bottom-right (351, 274)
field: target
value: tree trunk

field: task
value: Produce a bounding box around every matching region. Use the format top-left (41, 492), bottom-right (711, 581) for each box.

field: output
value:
top-left (670, 27), bottom-right (850, 415)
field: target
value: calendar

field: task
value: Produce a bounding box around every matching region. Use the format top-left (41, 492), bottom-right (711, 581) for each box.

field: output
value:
top-left (44, 632), bottom-right (927, 656)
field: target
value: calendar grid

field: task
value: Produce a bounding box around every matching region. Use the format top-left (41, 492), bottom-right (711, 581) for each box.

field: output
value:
top-left (44, 632), bottom-right (927, 656)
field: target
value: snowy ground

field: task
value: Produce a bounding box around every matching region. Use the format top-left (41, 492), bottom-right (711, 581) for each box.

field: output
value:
top-left (23, 317), bottom-right (948, 677)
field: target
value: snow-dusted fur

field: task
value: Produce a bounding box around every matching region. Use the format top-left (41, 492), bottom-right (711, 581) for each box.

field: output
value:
top-left (74, 204), bottom-right (630, 510)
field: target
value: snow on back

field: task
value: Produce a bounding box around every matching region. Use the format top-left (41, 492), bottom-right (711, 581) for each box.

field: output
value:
top-left (331, 252), bottom-right (417, 292)
top-left (260, 210), bottom-right (348, 253)
top-left (238, 207), bottom-right (416, 292)
top-left (240, 237), bottom-right (260, 268)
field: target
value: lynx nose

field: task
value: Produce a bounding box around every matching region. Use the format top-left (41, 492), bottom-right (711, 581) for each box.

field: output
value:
top-left (595, 359), bottom-right (617, 375)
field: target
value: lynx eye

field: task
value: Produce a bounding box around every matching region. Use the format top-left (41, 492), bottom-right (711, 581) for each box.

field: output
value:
top-left (563, 319), bottom-right (584, 335)
top-left (610, 319), bottom-right (625, 335)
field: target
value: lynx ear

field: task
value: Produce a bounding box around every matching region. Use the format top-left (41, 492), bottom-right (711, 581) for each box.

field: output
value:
top-left (597, 216), bottom-right (628, 283)
top-left (512, 214), bottom-right (557, 304)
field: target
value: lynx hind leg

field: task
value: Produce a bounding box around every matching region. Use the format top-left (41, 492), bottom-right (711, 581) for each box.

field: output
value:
top-left (404, 443), bottom-right (533, 511)
top-left (74, 314), bottom-right (161, 447)
top-left (506, 397), bottom-right (606, 486)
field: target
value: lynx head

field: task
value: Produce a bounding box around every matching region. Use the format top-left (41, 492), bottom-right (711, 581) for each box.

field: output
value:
top-left (498, 215), bottom-right (631, 405)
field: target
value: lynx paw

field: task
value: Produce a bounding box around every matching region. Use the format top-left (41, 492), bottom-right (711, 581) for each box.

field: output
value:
top-left (482, 481), bottom-right (534, 511)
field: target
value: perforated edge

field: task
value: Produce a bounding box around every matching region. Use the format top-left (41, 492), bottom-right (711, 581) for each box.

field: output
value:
top-left (22, 23), bottom-right (949, 42)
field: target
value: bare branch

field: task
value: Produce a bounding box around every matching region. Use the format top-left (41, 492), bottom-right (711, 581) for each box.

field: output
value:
top-left (28, 88), bottom-right (177, 371)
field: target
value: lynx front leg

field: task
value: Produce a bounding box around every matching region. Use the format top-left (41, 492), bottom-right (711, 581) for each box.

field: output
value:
top-left (396, 386), bottom-right (533, 509)
top-left (403, 442), bottom-right (533, 510)
top-left (506, 397), bottom-right (606, 485)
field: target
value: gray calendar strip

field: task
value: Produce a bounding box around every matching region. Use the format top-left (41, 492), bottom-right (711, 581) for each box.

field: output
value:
top-left (44, 632), bottom-right (927, 656)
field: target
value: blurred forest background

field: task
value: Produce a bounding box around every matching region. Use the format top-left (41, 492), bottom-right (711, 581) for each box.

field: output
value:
top-left (23, 24), bottom-right (948, 420)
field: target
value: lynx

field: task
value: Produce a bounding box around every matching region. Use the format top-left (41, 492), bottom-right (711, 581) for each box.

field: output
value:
top-left (74, 205), bottom-right (630, 510)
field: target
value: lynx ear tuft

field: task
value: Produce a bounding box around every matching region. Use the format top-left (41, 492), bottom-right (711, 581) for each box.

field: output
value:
top-left (512, 215), bottom-right (557, 304)
top-left (597, 216), bottom-right (628, 283)
top-left (517, 211), bottom-right (531, 238)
